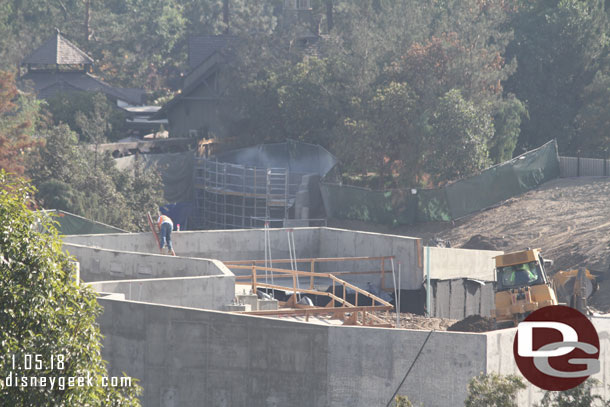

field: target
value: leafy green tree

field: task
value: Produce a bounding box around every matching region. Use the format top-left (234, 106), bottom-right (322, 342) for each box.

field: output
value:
top-left (0, 171), bottom-right (141, 405)
top-left (46, 92), bottom-right (126, 143)
top-left (505, 0), bottom-right (609, 153)
top-left (27, 124), bottom-right (164, 231)
top-left (426, 90), bottom-right (494, 184)
top-left (339, 81), bottom-right (419, 188)
top-left (489, 95), bottom-right (528, 163)
top-left (536, 379), bottom-right (609, 407)
top-left (464, 373), bottom-right (526, 407)
top-left (0, 71), bottom-right (42, 175)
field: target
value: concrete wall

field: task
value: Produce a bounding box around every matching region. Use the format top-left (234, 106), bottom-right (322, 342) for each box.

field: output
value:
top-left (98, 298), bottom-right (491, 407)
top-left (318, 228), bottom-right (422, 289)
top-left (63, 228), bottom-right (321, 265)
top-left (98, 298), bottom-right (329, 407)
top-left (64, 243), bottom-right (231, 282)
top-left (65, 228), bottom-right (504, 291)
top-left (327, 327), bottom-right (487, 406)
top-left (88, 276), bottom-right (234, 311)
top-left (424, 246), bottom-right (502, 281)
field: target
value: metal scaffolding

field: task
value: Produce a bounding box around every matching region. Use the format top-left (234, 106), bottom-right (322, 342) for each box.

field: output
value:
top-left (193, 157), bottom-right (304, 229)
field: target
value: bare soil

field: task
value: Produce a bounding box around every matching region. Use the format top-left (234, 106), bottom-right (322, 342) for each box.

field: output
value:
top-left (331, 176), bottom-right (610, 313)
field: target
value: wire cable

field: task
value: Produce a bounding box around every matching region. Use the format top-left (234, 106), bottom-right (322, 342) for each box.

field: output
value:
top-left (385, 329), bottom-right (435, 407)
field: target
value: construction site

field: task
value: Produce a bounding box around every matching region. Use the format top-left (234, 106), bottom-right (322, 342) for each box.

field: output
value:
top-left (46, 139), bottom-right (610, 406)
top-left (60, 220), bottom-right (610, 407)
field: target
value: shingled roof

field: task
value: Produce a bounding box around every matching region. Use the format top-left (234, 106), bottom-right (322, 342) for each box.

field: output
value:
top-left (187, 34), bottom-right (238, 70)
top-left (21, 29), bottom-right (93, 66)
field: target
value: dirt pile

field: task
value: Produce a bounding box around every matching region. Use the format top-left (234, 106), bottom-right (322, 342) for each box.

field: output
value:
top-left (447, 315), bottom-right (496, 332)
top-left (460, 234), bottom-right (514, 251)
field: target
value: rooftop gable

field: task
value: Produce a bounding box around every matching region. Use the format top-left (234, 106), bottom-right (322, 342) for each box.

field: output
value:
top-left (22, 29), bottom-right (94, 66)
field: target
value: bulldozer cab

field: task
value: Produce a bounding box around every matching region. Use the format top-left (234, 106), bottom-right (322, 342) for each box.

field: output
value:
top-left (497, 261), bottom-right (544, 290)
top-left (495, 248), bottom-right (548, 290)
top-left (492, 248), bottom-right (557, 326)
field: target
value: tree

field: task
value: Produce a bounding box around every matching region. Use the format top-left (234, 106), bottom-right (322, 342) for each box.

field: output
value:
top-left (464, 373), bottom-right (526, 407)
top-left (504, 0), bottom-right (609, 153)
top-left (339, 81), bottom-right (419, 188)
top-left (0, 71), bottom-right (42, 175)
top-left (45, 92), bottom-right (126, 143)
top-left (536, 379), bottom-right (609, 407)
top-left (426, 89), bottom-right (494, 185)
top-left (0, 171), bottom-right (141, 405)
top-left (27, 124), bottom-right (164, 231)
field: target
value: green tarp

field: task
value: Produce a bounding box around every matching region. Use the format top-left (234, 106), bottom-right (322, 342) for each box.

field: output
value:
top-left (444, 140), bottom-right (559, 219)
top-left (321, 140), bottom-right (560, 224)
top-left (416, 188), bottom-right (451, 222)
top-left (42, 210), bottom-right (126, 235)
top-left (319, 184), bottom-right (416, 225)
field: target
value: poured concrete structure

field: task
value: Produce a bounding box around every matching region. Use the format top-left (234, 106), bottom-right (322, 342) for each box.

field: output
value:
top-left (95, 295), bottom-right (610, 407)
top-left (65, 227), bottom-right (561, 406)
top-left (64, 227), bottom-right (500, 290)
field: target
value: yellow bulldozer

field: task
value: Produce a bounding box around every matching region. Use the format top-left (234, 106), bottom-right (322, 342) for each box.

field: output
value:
top-left (491, 248), bottom-right (599, 327)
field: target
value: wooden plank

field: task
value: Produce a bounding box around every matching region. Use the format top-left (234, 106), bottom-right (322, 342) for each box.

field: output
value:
top-left (147, 213), bottom-right (162, 253)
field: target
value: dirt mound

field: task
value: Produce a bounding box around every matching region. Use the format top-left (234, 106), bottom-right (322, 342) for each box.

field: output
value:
top-left (460, 234), bottom-right (513, 251)
top-left (447, 315), bottom-right (496, 332)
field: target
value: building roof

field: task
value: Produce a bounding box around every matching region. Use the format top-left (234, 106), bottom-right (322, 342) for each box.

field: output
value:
top-left (187, 34), bottom-right (238, 70)
top-left (22, 30), bottom-right (94, 66)
top-left (19, 71), bottom-right (144, 105)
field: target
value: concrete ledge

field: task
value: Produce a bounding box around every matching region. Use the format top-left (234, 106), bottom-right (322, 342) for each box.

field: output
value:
top-left (63, 243), bottom-right (233, 281)
top-left (88, 275), bottom-right (235, 311)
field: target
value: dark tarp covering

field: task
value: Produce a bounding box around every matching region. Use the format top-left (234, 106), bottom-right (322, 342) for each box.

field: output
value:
top-left (215, 139), bottom-right (338, 177)
top-left (321, 140), bottom-right (560, 225)
top-left (114, 151), bottom-right (195, 203)
top-left (416, 188), bottom-right (451, 222)
top-left (320, 183), bottom-right (416, 225)
top-left (444, 140), bottom-right (559, 219)
top-left (42, 210), bottom-right (126, 235)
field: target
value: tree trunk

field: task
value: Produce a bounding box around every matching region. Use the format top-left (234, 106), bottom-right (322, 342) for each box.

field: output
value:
top-left (326, 0), bottom-right (333, 32)
top-left (84, 0), bottom-right (91, 43)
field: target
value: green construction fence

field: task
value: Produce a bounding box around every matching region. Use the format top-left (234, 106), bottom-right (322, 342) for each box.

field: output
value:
top-left (321, 140), bottom-right (560, 224)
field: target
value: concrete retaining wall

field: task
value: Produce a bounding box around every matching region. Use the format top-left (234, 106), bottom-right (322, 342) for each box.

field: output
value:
top-left (63, 228), bottom-right (322, 262)
top-left (97, 298), bottom-right (486, 407)
top-left (64, 243), bottom-right (231, 282)
top-left (318, 228), bottom-right (422, 289)
top-left (97, 297), bottom-right (610, 407)
top-left (424, 246), bottom-right (501, 281)
top-left (98, 299), bottom-right (329, 407)
top-left (89, 276), bottom-right (234, 311)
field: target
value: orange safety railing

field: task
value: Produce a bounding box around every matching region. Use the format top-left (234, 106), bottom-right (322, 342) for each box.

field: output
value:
top-left (224, 255), bottom-right (395, 291)
top-left (226, 260), bottom-right (395, 327)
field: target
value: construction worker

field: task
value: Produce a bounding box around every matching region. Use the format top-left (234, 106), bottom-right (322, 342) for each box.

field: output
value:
top-left (505, 263), bottom-right (538, 286)
top-left (157, 213), bottom-right (175, 255)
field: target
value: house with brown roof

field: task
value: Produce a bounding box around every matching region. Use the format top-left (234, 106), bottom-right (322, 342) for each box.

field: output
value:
top-left (152, 34), bottom-right (237, 140)
top-left (153, 0), bottom-right (323, 140)
top-left (19, 29), bottom-right (144, 106)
